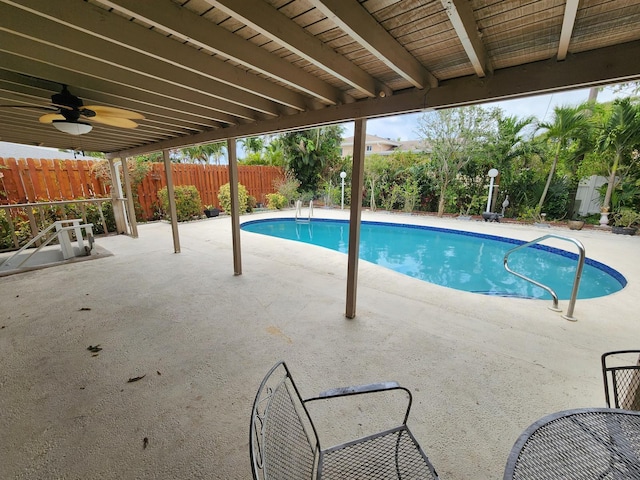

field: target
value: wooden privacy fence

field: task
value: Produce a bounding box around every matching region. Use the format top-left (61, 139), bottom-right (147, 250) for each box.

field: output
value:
top-left (1, 158), bottom-right (284, 221)
top-left (137, 163), bottom-right (282, 219)
top-left (0, 157), bottom-right (108, 203)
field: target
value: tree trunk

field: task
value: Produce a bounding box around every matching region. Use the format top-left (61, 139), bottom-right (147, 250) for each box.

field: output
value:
top-left (602, 152), bottom-right (620, 211)
top-left (437, 184), bottom-right (447, 217)
top-left (538, 145), bottom-right (560, 209)
top-left (369, 179), bottom-right (376, 211)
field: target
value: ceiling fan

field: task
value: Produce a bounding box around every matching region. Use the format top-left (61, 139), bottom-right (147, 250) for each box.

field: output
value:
top-left (4, 85), bottom-right (144, 135)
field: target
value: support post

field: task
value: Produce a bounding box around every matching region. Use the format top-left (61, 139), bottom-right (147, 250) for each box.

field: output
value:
top-left (227, 138), bottom-right (242, 275)
top-left (163, 149), bottom-right (180, 253)
top-left (345, 118), bottom-right (366, 319)
top-left (120, 157), bottom-right (139, 238)
top-left (108, 158), bottom-right (127, 234)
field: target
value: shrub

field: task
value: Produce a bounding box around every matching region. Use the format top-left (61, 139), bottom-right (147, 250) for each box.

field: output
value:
top-left (273, 171), bottom-right (300, 206)
top-left (0, 209), bottom-right (14, 250)
top-left (266, 193), bottom-right (287, 209)
top-left (85, 201), bottom-right (116, 234)
top-left (158, 185), bottom-right (203, 222)
top-left (217, 183), bottom-right (249, 214)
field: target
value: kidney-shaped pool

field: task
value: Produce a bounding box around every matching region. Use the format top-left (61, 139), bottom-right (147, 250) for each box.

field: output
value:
top-left (241, 218), bottom-right (626, 300)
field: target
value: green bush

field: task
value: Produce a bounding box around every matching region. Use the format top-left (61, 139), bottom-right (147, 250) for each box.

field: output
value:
top-left (0, 209), bottom-right (14, 249)
top-left (84, 202), bottom-right (116, 234)
top-left (158, 185), bottom-right (203, 222)
top-left (266, 193), bottom-right (287, 209)
top-left (273, 171), bottom-right (300, 206)
top-left (217, 183), bottom-right (249, 214)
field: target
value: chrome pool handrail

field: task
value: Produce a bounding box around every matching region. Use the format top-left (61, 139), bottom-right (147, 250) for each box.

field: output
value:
top-left (503, 234), bottom-right (585, 322)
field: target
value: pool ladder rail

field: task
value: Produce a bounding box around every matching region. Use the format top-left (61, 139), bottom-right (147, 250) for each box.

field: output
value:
top-left (503, 234), bottom-right (585, 322)
top-left (294, 199), bottom-right (313, 223)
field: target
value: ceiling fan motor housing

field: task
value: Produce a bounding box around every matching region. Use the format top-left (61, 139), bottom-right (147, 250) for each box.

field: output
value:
top-left (52, 86), bottom-right (83, 109)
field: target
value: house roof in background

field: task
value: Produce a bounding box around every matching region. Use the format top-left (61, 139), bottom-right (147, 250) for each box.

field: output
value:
top-left (341, 134), bottom-right (400, 147)
top-left (1, 0), bottom-right (639, 157)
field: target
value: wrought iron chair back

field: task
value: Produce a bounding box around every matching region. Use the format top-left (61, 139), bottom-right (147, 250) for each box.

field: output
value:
top-left (602, 350), bottom-right (640, 410)
top-left (250, 362), bottom-right (319, 480)
top-left (250, 361), bottom-right (440, 480)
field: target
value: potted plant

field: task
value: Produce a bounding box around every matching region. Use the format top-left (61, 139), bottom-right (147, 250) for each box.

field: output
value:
top-left (203, 205), bottom-right (220, 218)
top-left (567, 216), bottom-right (585, 230)
top-left (611, 207), bottom-right (640, 235)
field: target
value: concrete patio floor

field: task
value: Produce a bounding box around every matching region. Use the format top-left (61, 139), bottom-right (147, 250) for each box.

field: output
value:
top-left (1, 208), bottom-right (639, 479)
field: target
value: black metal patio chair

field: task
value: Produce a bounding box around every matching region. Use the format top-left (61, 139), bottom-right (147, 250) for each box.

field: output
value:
top-left (602, 350), bottom-right (640, 410)
top-left (250, 361), bottom-right (440, 480)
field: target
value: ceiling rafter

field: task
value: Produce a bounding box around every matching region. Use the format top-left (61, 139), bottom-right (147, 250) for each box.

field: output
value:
top-left (98, 0), bottom-right (347, 106)
top-left (207, 0), bottom-right (391, 98)
top-left (8, 0), bottom-right (311, 112)
top-left (0, 53), bottom-right (229, 128)
top-left (0, 33), bottom-right (257, 124)
top-left (0, 3), bottom-right (286, 119)
top-left (440, 0), bottom-right (489, 78)
top-left (309, 0), bottom-right (438, 89)
top-left (557, 0), bottom-right (580, 61)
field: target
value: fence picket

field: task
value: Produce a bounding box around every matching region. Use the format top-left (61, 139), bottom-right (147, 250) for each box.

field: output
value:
top-left (1, 157), bottom-right (283, 221)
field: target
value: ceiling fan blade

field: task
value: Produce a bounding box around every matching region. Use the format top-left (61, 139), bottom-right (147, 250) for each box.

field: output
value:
top-left (89, 115), bottom-right (139, 128)
top-left (84, 105), bottom-right (144, 119)
top-left (39, 113), bottom-right (65, 123)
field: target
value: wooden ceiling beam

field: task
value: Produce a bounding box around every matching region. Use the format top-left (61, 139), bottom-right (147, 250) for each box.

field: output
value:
top-left (0, 54), bottom-right (228, 128)
top-left (0, 3), bottom-right (285, 118)
top-left (557, 0), bottom-right (580, 61)
top-left (99, 0), bottom-right (346, 106)
top-left (0, 32), bottom-right (256, 124)
top-left (9, 0), bottom-right (312, 111)
top-left (2, 73), bottom-right (227, 133)
top-left (208, 0), bottom-right (390, 98)
top-left (440, 0), bottom-right (488, 77)
top-left (310, 0), bottom-right (438, 89)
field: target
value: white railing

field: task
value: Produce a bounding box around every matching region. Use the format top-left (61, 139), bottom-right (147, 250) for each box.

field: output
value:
top-left (0, 198), bottom-right (112, 252)
top-left (503, 234), bottom-right (585, 322)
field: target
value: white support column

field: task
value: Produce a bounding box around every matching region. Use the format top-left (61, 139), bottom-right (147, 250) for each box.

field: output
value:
top-left (345, 118), bottom-right (366, 319)
top-left (107, 158), bottom-right (127, 234)
top-left (227, 137), bottom-right (242, 275)
top-left (163, 149), bottom-right (180, 253)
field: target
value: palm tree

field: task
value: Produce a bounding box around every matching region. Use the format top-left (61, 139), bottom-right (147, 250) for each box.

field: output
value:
top-left (202, 142), bottom-right (226, 165)
top-left (240, 137), bottom-right (265, 156)
top-left (537, 105), bottom-right (590, 209)
top-left (597, 98), bottom-right (640, 212)
top-left (179, 143), bottom-right (226, 164)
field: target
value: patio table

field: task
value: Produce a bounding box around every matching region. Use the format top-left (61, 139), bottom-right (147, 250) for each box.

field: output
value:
top-left (503, 408), bottom-right (640, 479)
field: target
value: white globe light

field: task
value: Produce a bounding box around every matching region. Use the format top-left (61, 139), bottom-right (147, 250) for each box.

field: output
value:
top-left (340, 171), bottom-right (347, 179)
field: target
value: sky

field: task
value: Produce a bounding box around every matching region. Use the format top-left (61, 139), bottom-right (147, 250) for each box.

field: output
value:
top-left (340, 85), bottom-right (629, 141)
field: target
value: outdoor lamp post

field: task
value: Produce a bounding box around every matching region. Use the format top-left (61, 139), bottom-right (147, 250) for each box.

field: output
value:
top-left (340, 171), bottom-right (347, 210)
top-left (486, 168), bottom-right (499, 212)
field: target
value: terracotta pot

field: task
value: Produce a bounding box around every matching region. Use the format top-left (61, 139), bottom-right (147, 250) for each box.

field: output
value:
top-left (568, 220), bottom-right (585, 230)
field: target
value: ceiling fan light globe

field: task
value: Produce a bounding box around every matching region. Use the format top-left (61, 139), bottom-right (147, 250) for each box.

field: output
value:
top-left (52, 120), bottom-right (92, 135)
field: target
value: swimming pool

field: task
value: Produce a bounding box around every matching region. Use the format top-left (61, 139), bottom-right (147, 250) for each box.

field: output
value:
top-left (241, 218), bottom-right (626, 300)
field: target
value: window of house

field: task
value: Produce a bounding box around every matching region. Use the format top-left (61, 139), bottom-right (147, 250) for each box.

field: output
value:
top-left (366, 145), bottom-right (372, 151)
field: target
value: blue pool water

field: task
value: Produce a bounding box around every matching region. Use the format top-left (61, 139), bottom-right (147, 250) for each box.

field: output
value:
top-left (241, 218), bottom-right (626, 300)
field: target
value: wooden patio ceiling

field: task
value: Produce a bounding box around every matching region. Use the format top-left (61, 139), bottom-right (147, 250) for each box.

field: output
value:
top-left (1, 0), bottom-right (640, 156)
